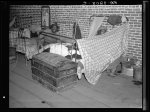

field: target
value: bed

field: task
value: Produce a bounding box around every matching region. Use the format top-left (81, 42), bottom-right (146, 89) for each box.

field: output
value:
top-left (36, 15), bottom-right (129, 85)
top-left (39, 29), bottom-right (77, 59)
top-left (9, 16), bottom-right (42, 63)
top-left (10, 14), bottom-right (129, 85)
top-left (9, 29), bottom-right (41, 60)
top-left (75, 15), bottom-right (129, 84)
top-left (9, 20), bottom-right (77, 64)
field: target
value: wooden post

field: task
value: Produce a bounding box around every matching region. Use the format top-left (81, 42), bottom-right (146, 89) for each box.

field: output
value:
top-left (73, 21), bottom-right (77, 63)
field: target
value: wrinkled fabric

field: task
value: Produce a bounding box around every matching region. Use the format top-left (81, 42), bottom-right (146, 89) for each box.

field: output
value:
top-left (9, 30), bottom-right (18, 47)
top-left (88, 17), bottom-right (105, 38)
top-left (16, 38), bottom-right (39, 59)
top-left (49, 43), bottom-right (69, 57)
top-left (76, 23), bottom-right (129, 85)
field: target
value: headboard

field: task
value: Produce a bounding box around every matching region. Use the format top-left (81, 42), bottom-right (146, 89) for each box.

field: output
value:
top-left (41, 31), bottom-right (76, 44)
top-left (40, 21), bottom-right (77, 44)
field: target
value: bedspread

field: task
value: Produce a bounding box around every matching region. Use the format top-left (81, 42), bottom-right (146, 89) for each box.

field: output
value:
top-left (76, 23), bottom-right (129, 85)
top-left (9, 29), bottom-right (52, 59)
top-left (16, 38), bottom-right (39, 59)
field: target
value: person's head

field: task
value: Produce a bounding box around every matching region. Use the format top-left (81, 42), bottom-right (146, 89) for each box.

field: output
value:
top-left (51, 25), bottom-right (57, 32)
top-left (50, 22), bottom-right (59, 33)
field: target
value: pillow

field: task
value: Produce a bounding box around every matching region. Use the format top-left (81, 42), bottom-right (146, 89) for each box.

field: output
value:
top-left (107, 15), bottom-right (122, 26)
top-left (50, 22), bottom-right (59, 33)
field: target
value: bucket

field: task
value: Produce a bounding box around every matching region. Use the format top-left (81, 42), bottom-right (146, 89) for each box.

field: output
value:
top-left (133, 66), bottom-right (142, 82)
top-left (122, 66), bottom-right (133, 76)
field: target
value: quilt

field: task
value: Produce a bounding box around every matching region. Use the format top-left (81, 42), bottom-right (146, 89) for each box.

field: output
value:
top-left (76, 22), bottom-right (129, 85)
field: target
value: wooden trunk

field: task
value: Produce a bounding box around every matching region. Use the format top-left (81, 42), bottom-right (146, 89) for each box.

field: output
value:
top-left (31, 52), bottom-right (78, 92)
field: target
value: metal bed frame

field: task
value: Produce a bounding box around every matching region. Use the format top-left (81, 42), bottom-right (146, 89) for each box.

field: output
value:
top-left (9, 16), bottom-right (33, 66)
top-left (40, 27), bottom-right (78, 62)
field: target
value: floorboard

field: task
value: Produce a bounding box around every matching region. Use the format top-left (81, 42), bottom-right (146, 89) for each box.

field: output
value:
top-left (9, 70), bottom-right (82, 108)
top-left (58, 88), bottom-right (110, 108)
top-left (9, 81), bottom-right (51, 108)
top-left (9, 54), bottom-right (143, 108)
top-left (9, 96), bottom-right (26, 108)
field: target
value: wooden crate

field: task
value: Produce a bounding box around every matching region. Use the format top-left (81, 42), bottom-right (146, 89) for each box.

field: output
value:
top-left (31, 52), bottom-right (78, 92)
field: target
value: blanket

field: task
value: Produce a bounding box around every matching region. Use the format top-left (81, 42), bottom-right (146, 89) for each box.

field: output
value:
top-left (76, 23), bottom-right (129, 85)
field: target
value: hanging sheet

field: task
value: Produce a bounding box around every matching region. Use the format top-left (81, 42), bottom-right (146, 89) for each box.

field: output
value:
top-left (76, 22), bottom-right (129, 85)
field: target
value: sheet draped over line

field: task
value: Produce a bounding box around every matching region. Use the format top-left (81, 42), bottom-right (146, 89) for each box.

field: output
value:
top-left (88, 17), bottom-right (105, 38)
top-left (76, 20), bottom-right (129, 85)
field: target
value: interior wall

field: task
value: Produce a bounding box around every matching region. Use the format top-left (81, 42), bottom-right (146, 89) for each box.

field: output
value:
top-left (9, 5), bottom-right (142, 63)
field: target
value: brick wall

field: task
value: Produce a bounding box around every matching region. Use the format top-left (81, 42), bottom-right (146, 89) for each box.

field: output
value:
top-left (9, 5), bottom-right (142, 63)
top-left (9, 5), bottom-right (41, 28)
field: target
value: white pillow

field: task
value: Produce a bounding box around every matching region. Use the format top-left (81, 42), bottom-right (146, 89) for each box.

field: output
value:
top-left (50, 43), bottom-right (69, 57)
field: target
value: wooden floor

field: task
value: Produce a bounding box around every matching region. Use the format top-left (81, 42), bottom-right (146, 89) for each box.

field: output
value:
top-left (9, 53), bottom-right (143, 108)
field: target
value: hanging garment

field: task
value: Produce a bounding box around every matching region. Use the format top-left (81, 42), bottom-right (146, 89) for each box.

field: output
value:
top-left (73, 22), bottom-right (82, 39)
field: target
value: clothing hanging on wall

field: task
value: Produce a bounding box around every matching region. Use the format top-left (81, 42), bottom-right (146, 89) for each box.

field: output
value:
top-left (73, 22), bottom-right (82, 39)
